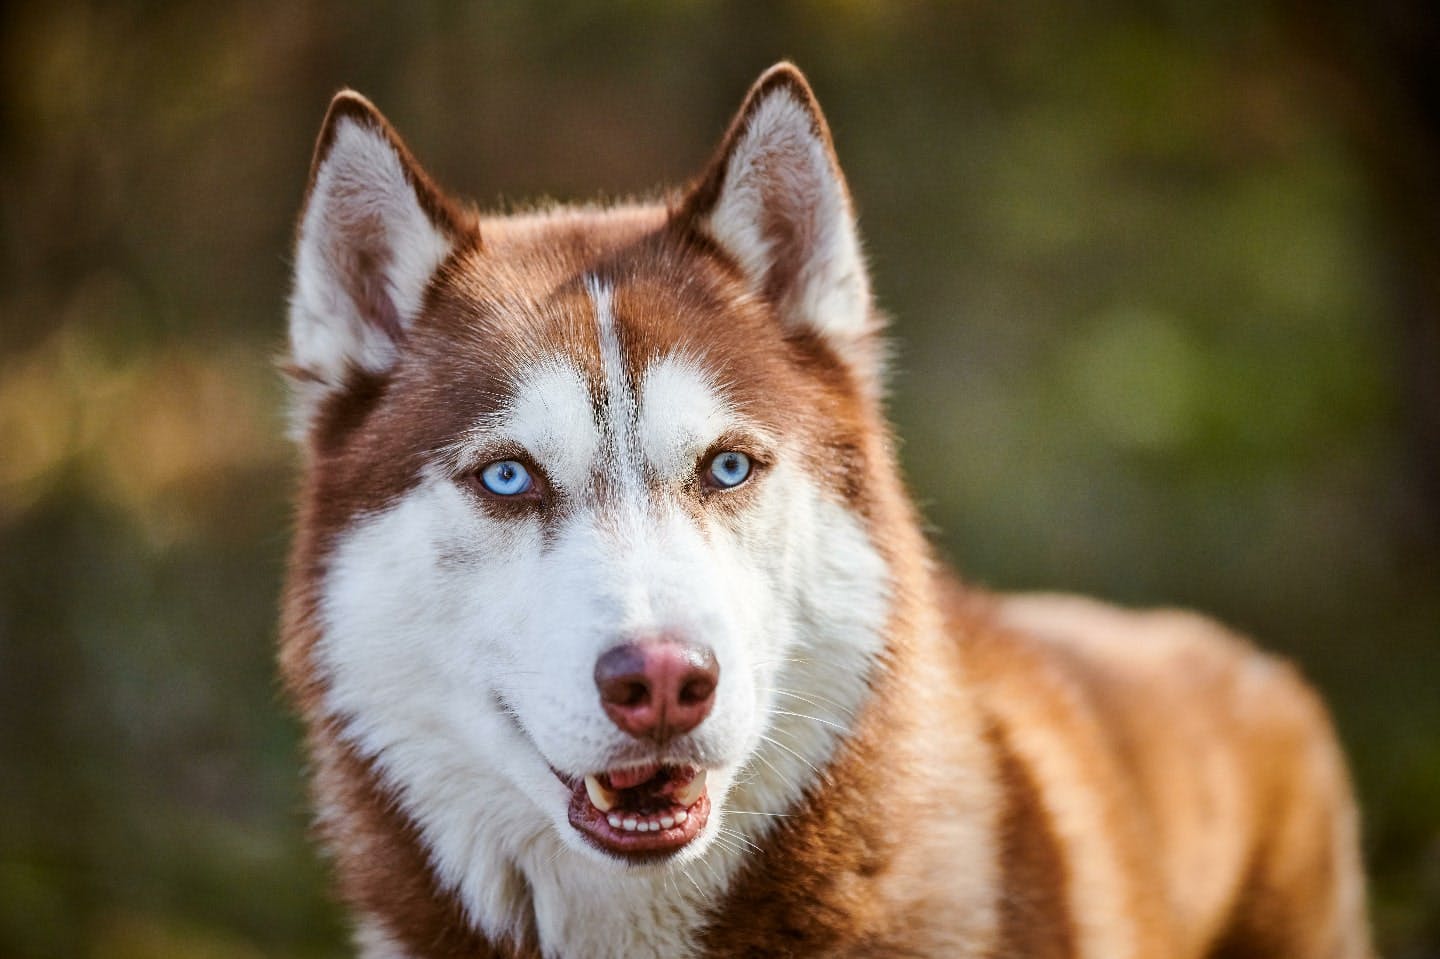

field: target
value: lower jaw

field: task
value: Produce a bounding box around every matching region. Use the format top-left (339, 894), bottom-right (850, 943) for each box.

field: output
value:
top-left (566, 791), bottom-right (711, 860)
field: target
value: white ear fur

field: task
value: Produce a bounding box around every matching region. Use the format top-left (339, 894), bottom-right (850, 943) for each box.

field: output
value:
top-left (687, 65), bottom-right (874, 357)
top-left (288, 93), bottom-right (465, 421)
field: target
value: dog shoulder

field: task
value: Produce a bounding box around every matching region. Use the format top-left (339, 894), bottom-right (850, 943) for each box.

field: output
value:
top-left (967, 589), bottom-right (1365, 958)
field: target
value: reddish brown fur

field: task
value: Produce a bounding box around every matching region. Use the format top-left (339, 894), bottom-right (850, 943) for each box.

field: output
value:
top-left (281, 65), bottom-right (1372, 957)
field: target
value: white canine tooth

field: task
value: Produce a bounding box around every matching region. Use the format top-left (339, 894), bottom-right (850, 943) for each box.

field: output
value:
top-left (660, 815), bottom-right (675, 829)
top-left (675, 809), bottom-right (688, 824)
top-left (675, 769), bottom-right (708, 807)
top-left (585, 774), bottom-right (618, 813)
top-left (607, 814), bottom-right (622, 828)
top-left (622, 817), bottom-right (638, 832)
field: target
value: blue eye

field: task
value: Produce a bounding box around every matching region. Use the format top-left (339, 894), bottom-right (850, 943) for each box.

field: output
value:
top-left (478, 460), bottom-right (534, 496)
top-left (706, 450), bottom-right (752, 489)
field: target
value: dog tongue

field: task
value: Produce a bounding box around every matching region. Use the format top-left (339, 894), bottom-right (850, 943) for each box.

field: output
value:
top-left (608, 764), bottom-right (660, 790)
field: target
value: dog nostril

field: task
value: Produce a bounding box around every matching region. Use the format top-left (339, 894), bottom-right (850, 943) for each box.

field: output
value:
top-left (595, 645), bottom-right (651, 706)
top-left (603, 677), bottom-right (650, 708)
top-left (679, 677), bottom-right (715, 705)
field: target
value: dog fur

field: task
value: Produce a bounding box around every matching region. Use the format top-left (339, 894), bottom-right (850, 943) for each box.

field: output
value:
top-left (280, 63), bottom-right (1373, 958)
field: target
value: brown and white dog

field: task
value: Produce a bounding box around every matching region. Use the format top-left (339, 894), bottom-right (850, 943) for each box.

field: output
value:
top-left (280, 63), bottom-right (1373, 958)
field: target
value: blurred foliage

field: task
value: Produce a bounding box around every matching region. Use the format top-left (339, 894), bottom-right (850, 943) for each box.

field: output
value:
top-left (1, 0), bottom-right (1437, 956)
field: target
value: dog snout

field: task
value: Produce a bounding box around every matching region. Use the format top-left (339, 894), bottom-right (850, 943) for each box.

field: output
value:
top-left (594, 637), bottom-right (719, 743)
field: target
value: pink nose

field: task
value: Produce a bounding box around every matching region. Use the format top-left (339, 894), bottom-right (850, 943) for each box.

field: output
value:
top-left (594, 639), bottom-right (719, 743)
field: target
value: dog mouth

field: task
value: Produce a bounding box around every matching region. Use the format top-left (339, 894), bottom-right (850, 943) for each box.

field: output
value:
top-left (564, 763), bottom-right (711, 860)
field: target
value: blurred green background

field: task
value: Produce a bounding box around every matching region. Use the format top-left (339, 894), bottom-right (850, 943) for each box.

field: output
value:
top-left (2, 1), bottom-right (1438, 956)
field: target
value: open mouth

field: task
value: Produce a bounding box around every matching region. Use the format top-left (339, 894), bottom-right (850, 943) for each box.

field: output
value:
top-left (565, 763), bottom-right (710, 859)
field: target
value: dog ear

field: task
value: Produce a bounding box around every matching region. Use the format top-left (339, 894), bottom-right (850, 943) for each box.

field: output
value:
top-left (287, 91), bottom-right (471, 417)
top-left (679, 64), bottom-right (877, 370)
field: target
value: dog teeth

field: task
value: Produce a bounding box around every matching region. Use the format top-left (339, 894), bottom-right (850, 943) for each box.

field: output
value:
top-left (585, 774), bottom-right (618, 812)
top-left (593, 768), bottom-right (708, 833)
top-left (611, 812), bottom-right (689, 833)
top-left (675, 769), bottom-right (708, 807)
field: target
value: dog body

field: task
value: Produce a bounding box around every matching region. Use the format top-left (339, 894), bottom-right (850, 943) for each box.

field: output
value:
top-left (281, 65), bottom-right (1372, 958)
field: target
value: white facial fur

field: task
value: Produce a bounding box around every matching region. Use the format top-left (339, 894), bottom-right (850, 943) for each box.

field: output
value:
top-left (313, 279), bottom-right (891, 957)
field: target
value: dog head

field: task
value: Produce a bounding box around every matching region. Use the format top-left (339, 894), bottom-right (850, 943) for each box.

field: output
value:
top-left (283, 65), bottom-right (895, 890)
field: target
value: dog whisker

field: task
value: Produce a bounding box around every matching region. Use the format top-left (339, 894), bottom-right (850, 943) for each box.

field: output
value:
top-left (766, 707), bottom-right (849, 731)
top-left (760, 686), bottom-right (858, 717)
top-left (742, 745), bottom-right (789, 784)
top-left (758, 733), bottom-right (825, 779)
top-left (716, 827), bottom-right (764, 855)
top-left (674, 864), bottom-right (706, 902)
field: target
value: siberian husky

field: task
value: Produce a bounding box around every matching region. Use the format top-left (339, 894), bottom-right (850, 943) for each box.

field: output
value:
top-left (280, 63), bottom-right (1372, 958)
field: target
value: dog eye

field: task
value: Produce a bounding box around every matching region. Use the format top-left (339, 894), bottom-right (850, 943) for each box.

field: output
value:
top-left (477, 460), bottom-right (534, 496)
top-left (704, 450), bottom-right (752, 489)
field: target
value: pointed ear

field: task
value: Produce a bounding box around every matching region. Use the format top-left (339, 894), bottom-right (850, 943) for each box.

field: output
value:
top-left (679, 64), bottom-right (877, 369)
top-left (287, 91), bottom-right (471, 410)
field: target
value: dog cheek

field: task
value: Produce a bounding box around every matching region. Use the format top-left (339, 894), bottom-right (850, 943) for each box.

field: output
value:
top-left (695, 530), bottom-right (787, 739)
top-left (489, 536), bottom-right (629, 767)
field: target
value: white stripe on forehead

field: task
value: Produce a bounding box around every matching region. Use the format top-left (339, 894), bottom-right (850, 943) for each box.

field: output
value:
top-left (586, 276), bottom-right (645, 500)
